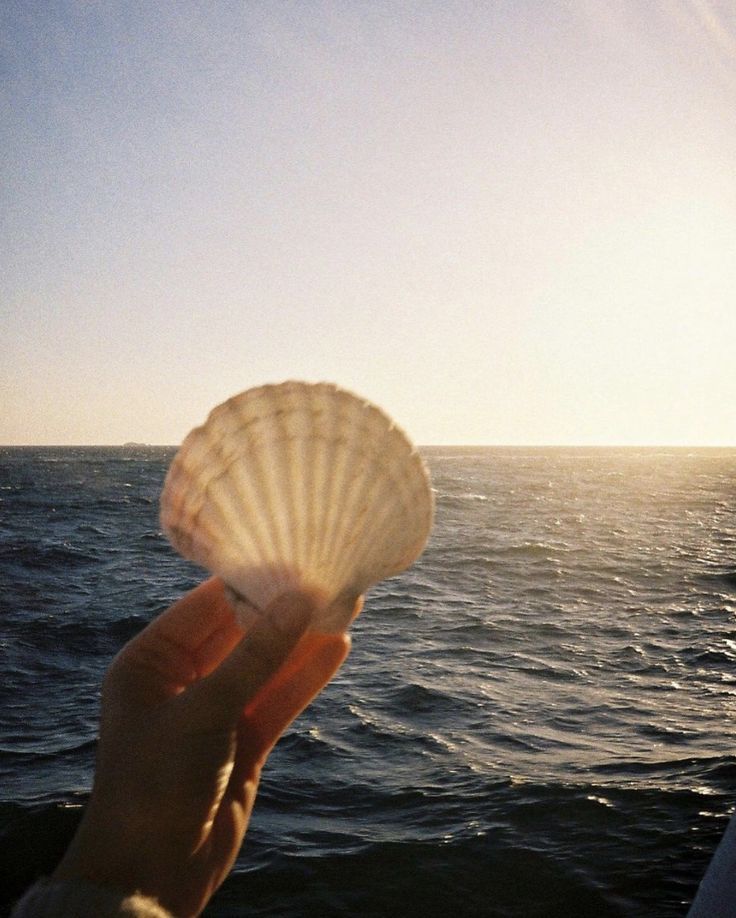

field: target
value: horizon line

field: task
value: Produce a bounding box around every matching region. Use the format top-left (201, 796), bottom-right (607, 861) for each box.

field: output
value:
top-left (2, 442), bottom-right (735, 450)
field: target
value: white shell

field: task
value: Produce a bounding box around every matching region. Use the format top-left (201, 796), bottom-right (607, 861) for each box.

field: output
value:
top-left (160, 381), bottom-right (434, 632)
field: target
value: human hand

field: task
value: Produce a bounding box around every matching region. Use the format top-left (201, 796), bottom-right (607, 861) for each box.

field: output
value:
top-left (52, 578), bottom-right (353, 917)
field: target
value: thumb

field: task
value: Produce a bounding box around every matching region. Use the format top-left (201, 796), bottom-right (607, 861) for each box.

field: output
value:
top-left (191, 592), bottom-right (315, 720)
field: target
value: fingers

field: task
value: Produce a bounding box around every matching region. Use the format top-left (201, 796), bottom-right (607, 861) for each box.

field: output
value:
top-left (192, 593), bottom-right (315, 719)
top-left (140, 578), bottom-right (240, 657)
top-left (229, 596), bottom-right (359, 774)
top-left (111, 578), bottom-right (245, 695)
top-left (241, 595), bottom-right (361, 745)
top-left (226, 630), bottom-right (350, 796)
top-left (243, 630), bottom-right (350, 755)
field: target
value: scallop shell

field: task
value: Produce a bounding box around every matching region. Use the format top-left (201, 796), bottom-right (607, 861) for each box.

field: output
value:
top-left (160, 381), bottom-right (434, 632)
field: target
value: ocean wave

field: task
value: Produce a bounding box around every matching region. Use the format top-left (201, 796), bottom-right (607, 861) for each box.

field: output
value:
top-left (0, 738), bottom-right (97, 761)
top-left (0, 540), bottom-right (100, 569)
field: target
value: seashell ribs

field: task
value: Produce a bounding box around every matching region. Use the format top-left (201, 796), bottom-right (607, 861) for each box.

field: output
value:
top-left (160, 381), bottom-right (433, 632)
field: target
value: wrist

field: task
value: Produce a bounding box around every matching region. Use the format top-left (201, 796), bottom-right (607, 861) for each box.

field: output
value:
top-left (52, 797), bottom-right (156, 899)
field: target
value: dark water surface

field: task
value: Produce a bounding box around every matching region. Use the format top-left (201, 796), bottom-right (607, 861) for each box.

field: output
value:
top-left (1, 446), bottom-right (735, 916)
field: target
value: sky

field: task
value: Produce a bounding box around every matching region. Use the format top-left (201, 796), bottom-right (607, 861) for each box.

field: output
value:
top-left (2, 1), bottom-right (735, 446)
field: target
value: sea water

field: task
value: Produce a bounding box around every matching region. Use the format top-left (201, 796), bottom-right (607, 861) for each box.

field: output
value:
top-left (1, 446), bottom-right (735, 917)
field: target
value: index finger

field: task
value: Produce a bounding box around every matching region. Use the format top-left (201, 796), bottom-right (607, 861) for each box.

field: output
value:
top-left (128, 577), bottom-right (245, 680)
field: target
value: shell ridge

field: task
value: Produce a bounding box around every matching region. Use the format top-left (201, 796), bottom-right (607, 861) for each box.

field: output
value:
top-left (309, 399), bottom-right (410, 591)
top-left (331, 485), bottom-right (408, 589)
top-left (319, 443), bottom-right (387, 589)
top-left (334, 459), bottom-right (433, 589)
top-left (310, 402), bottom-right (355, 585)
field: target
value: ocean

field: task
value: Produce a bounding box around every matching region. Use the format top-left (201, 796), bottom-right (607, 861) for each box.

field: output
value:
top-left (1, 445), bottom-right (735, 917)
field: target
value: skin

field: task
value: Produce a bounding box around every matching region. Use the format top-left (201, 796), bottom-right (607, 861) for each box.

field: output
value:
top-left (52, 577), bottom-right (356, 917)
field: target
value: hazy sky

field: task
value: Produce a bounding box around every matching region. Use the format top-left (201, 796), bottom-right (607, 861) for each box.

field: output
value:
top-left (2, 1), bottom-right (735, 445)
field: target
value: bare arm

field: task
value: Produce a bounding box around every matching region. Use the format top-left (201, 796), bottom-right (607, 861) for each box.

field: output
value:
top-left (42, 578), bottom-right (351, 917)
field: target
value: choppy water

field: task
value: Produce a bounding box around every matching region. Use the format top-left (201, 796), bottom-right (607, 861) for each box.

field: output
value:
top-left (1, 446), bottom-right (735, 917)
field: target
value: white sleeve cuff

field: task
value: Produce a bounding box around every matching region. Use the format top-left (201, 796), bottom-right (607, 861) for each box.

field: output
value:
top-left (11, 878), bottom-right (172, 918)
